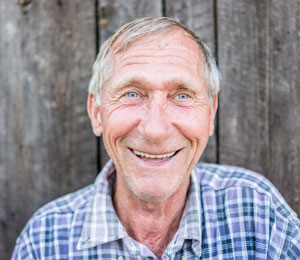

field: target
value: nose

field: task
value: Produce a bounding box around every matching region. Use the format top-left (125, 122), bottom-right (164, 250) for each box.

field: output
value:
top-left (138, 98), bottom-right (172, 142)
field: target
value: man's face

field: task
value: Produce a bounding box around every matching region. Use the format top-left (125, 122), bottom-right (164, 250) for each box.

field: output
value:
top-left (90, 30), bottom-right (217, 201)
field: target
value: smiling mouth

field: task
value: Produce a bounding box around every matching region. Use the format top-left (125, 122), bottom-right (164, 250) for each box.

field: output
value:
top-left (131, 149), bottom-right (179, 160)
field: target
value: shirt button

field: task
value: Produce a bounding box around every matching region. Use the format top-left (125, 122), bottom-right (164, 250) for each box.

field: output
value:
top-left (118, 256), bottom-right (125, 260)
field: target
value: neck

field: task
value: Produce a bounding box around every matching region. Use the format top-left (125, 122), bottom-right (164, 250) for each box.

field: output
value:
top-left (113, 178), bottom-right (189, 259)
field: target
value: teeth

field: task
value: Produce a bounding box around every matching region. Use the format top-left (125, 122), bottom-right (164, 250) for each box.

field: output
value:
top-left (133, 150), bottom-right (176, 159)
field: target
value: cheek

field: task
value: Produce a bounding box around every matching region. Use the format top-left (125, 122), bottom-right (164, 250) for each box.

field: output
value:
top-left (102, 106), bottom-right (143, 141)
top-left (169, 107), bottom-right (211, 140)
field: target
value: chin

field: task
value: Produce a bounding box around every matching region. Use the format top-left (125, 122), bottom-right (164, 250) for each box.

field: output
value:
top-left (132, 189), bottom-right (173, 203)
top-left (127, 180), bottom-right (183, 203)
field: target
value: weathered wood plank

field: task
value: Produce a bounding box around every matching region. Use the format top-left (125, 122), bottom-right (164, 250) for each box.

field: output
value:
top-left (217, 0), bottom-right (300, 214)
top-left (165, 0), bottom-right (217, 163)
top-left (0, 0), bottom-right (97, 258)
top-left (267, 0), bottom-right (300, 215)
top-left (98, 0), bottom-right (163, 167)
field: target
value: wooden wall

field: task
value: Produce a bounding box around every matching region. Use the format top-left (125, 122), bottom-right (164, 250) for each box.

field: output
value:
top-left (0, 0), bottom-right (299, 258)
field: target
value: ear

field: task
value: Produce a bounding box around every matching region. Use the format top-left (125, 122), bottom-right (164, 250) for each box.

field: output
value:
top-left (87, 93), bottom-right (103, 136)
top-left (209, 94), bottom-right (218, 136)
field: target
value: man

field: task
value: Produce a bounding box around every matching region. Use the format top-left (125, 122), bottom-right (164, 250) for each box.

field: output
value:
top-left (12, 17), bottom-right (300, 260)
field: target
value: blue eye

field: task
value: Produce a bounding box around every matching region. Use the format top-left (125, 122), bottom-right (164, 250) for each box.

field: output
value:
top-left (177, 93), bottom-right (189, 99)
top-left (126, 92), bottom-right (139, 98)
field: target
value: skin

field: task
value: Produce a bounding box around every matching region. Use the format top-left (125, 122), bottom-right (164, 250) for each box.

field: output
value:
top-left (88, 29), bottom-right (218, 259)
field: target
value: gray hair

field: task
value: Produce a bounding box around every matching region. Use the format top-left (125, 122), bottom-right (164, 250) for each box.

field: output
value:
top-left (88, 17), bottom-right (220, 105)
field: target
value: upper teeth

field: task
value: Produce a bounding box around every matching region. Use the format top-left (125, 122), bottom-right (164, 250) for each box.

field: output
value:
top-left (133, 150), bottom-right (175, 159)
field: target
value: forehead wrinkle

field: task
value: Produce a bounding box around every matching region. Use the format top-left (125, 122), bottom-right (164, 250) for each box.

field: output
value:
top-left (111, 28), bottom-right (204, 70)
top-left (115, 37), bottom-right (202, 66)
top-left (118, 49), bottom-right (201, 68)
top-left (119, 55), bottom-right (200, 69)
top-left (117, 58), bottom-right (205, 89)
top-left (117, 55), bottom-right (203, 80)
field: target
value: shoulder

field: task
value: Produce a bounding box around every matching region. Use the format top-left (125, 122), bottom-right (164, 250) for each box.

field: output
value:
top-left (194, 162), bottom-right (300, 224)
top-left (32, 183), bottom-right (94, 219)
top-left (25, 183), bottom-right (94, 232)
top-left (12, 184), bottom-right (94, 259)
top-left (193, 163), bottom-right (300, 258)
top-left (195, 162), bottom-right (275, 192)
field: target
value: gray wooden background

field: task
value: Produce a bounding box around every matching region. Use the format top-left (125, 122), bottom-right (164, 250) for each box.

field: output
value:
top-left (1, 0), bottom-right (299, 258)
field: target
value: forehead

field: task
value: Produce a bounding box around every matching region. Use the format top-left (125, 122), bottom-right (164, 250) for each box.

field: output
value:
top-left (108, 30), bottom-right (205, 90)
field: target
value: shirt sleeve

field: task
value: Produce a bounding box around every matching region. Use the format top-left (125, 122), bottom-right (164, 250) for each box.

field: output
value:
top-left (266, 200), bottom-right (300, 259)
top-left (11, 230), bottom-right (36, 260)
top-left (286, 227), bottom-right (300, 259)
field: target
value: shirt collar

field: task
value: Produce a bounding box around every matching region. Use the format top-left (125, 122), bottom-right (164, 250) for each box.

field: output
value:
top-left (77, 160), bottom-right (128, 249)
top-left (167, 168), bottom-right (202, 257)
top-left (77, 160), bottom-right (202, 257)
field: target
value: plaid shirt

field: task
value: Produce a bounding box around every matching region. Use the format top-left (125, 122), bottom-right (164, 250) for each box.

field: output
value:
top-left (12, 160), bottom-right (300, 259)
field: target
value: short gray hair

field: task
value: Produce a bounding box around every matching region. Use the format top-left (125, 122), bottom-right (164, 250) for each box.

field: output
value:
top-left (88, 17), bottom-right (220, 105)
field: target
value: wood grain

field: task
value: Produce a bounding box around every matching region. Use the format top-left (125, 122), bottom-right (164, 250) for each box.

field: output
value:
top-left (0, 0), bottom-right (97, 258)
top-left (165, 0), bottom-right (217, 163)
top-left (98, 0), bottom-right (163, 168)
top-left (217, 0), bottom-right (300, 214)
top-left (1, 1), bottom-right (300, 258)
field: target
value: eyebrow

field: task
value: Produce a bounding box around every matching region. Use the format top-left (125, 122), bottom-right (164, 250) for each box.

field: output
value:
top-left (114, 77), bottom-right (147, 90)
top-left (113, 76), bottom-right (199, 93)
top-left (163, 79), bottom-right (198, 92)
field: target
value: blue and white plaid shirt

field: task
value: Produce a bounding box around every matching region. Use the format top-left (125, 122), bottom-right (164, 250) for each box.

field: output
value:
top-left (12, 160), bottom-right (300, 259)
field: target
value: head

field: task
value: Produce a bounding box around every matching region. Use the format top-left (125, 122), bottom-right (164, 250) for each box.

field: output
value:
top-left (88, 17), bottom-right (220, 202)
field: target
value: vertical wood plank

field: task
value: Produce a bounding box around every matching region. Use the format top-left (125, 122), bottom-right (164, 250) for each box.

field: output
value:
top-left (98, 0), bottom-right (163, 167)
top-left (217, 0), bottom-right (300, 214)
top-left (0, 1), bottom-right (97, 258)
top-left (165, 0), bottom-right (217, 163)
top-left (268, 0), bottom-right (300, 215)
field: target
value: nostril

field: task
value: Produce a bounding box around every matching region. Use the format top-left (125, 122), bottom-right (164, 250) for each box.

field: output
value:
top-left (140, 114), bottom-right (171, 141)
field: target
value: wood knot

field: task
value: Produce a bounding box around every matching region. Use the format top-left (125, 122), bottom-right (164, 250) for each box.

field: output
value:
top-left (18, 0), bottom-right (32, 14)
top-left (18, 0), bottom-right (31, 6)
top-left (101, 18), bottom-right (109, 27)
top-left (21, 146), bottom-right (30, 154)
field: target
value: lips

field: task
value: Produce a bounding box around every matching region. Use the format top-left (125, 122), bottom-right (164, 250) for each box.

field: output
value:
top-left (132, 149), bottom-right (176, 159)
top-left (129, 148), bottom-right (182, 164)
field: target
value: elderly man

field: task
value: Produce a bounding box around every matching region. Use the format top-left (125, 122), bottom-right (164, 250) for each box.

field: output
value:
top-left (12, 17), bottom-right (300, 260)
